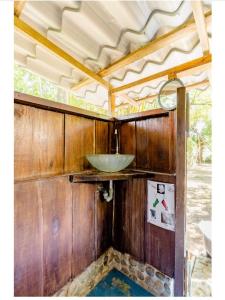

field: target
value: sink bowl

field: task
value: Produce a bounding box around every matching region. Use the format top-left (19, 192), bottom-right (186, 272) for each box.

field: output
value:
top-left (86, 154), bottom-right (135, 172)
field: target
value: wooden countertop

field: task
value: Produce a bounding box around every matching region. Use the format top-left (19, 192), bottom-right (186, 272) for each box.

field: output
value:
top-left (69, 169), bottom-right (148, 183)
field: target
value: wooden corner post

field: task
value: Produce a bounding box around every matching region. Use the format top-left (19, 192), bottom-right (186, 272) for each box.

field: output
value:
top-left (174, 87), bottom-right (187, 296)
top-left (108, 90), bottom-right (115, 117)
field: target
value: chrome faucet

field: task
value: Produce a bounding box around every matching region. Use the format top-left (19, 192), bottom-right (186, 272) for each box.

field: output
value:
top-left (115, 129), bottom-right (119, 154)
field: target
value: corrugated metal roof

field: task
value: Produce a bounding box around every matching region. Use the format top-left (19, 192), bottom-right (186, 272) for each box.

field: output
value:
top-left (14, 0), bottom-right (211, 108)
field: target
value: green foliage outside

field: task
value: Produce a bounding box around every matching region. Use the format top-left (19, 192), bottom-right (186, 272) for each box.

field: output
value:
top-left (115, 98), bottom-right (160, 116)
top-left (187, 87), bottom-right (211, 166)
top-left (14, 64), bottom-right (108, 115)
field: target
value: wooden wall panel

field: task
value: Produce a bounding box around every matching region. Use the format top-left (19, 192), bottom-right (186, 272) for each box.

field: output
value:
top-left (14, 104), bottom-right (64, 180)
top-left (14, 104), bottom-right (36, 180)
top-left (147, 116), bottom-right (171, 172)
top-left (128, 178), bottom-right (146, 261)
top-left (34, 109), bottom-right (64, 177)
top-left (136, 120), bottom-right (148, 169)
top-left (72, 183), bottom-right (96, 277)
top-left (65, 115), bottom-right (95, 172)
top-left (95, 185), bottom-right (113, 258)
top-left (95, 121), bottom-right (109, 154)
top-left (145, 224), bottom-right (175, 278)
top-left (14, 181), bottom-right (43, 296)
top-left (120, 121), bottom-right (136, 167)
top-left (113, 179), bottom-right (145, 262)
top-left (121, 113), bottom-right (175, 173)
top-left (113, 181), bottom-right (127, 253)
top-left (40, 177), bottom-right (72, 295)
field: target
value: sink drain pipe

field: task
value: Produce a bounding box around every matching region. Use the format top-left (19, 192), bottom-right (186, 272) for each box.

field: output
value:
top-left (103, 180), bottom-right (113, 202)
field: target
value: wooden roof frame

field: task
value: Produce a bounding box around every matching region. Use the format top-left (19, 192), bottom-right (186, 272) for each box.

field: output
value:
top-left (14, 1), bottom-right (211, 116)
top-left (112, 54), bottom-right (211, 95)
top-left (72, 11), bottom-right (211, 91)
top-left (191, 1), bottom-right (210, 54)
top-left (14, 16), bottom-right (110, 90)
top-left (116, 79), bottom-right (210, 109)
top-left (14, 1), bottom-right (27, 17)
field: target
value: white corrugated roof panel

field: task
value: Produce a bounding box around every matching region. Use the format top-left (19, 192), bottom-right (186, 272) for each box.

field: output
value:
top-left (14, 0), bottom-right (212, 108)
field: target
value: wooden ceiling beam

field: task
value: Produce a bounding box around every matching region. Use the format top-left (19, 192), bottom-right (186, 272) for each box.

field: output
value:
top-left (119, 95), bottom-right (139, 107)
top-left (191, 1), bottom-right (210, 55)
top-left (116, 79), bottom-right (210, 109)
top-left (112, 54), bottom-right (211, 95)
top-left (72, 11), bottom-right (211, 91)
top-left (14, 1), bottom-right (27, 17)
top-left (108, 90), bottom-right (115, 116)
top-left (14, 16), bottom-right (110, 90)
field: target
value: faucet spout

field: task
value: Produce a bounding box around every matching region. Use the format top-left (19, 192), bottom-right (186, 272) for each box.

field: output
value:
top-left (115, 129), bottom-right (119, 154)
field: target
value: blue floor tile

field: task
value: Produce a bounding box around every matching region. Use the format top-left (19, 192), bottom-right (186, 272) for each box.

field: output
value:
top-left (87, 268), bottom-right (154, 297)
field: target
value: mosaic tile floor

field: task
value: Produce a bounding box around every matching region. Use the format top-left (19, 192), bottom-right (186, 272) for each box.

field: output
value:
top-left (87, 268), bottom-right (154, 297)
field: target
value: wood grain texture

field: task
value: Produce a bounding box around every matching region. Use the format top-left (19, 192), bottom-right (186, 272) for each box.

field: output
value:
top-left (65, 115), bottom-right (95, 172)
top-left (128, 178), bottom-right (146, 261)
top-left (114, 179), bottom-right (145, 262)
top-left (34, 109), bottom-right (64, 176)
top-left (113, 180), bottom-right (127, 252)
top-left (120, 121), bottom-right (136, 167)
top-left (72, 183), bottom-right (96, 277)
top-left (128, 113), bottom-right (175, 173)
top-left (136, 120), bottom-right (148, 169)
top-left (14, 104), bottom-right (36, 179)
top-left (95, 120), bottom-right (109, 154)
top-left (147, 116), bottom-right (171, 172)
top-left (14, 181), bottom-right (43, 296)
top-left (14, 104), bottom-right (64, 180)
top-left (95, 185), bottom-right (113, 258)
top-left (40, 177), bottom-right (72, 295)
top-left (174, 87), bottom-right (187, 296)
top-left (145, 224), bottom-right (175, 278)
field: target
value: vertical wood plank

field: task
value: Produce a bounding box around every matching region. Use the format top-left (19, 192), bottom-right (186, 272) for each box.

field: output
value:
top-left (120, 121), bottom-right (136, 167)
top-left (72, 183), bottom-right (96, 277)
top-left (65, 115), bottom-right (95, 172)
top-left (40, 177), bottom-right (72, 295)
top-left (134, 114), bottom-right (175, 173)
top-left (14, 104), bottom-right (64, 180)
top-left (136, 120), bottom-right (148, 168)
top-left (148, 116), bottom-right (170, 172)
top-left (169, 111), bottom-right (176, 173)
top-left (95, 185), bottom-right (113, 258)
top-left (95, 121), bottom-right (109, 154)
top-left (128, 178), bottom-right (146, 261)
top-left (34, 109), bottom-right (64, 176)
top-left (14, 104), bottom-right (36, 180)
top-left (14, 181), bottom-right (43, 296)
top-left (174, 87), bottom-right (186, 296)
top-left (113, 181), bottom-right (127, 252)
top-left (113, 179), bottom-right (145, 261)
top-left (145, 224), bottom-right (175, 277)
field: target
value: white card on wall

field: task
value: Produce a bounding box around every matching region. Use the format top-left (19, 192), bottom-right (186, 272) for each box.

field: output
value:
top-left (147, 180), bottom-right (175, 231)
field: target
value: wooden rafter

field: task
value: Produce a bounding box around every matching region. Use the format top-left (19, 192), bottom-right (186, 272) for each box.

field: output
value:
top-left (191, 1), bottom-right (210, 54)
top-left (112, 54), bottom-right (211, 95)
top-left (119, 95), bottom-right (139, 107)
top-left (108, 90), bottom-right (115, 116)
top-left (14, 16), bottom-right (110, 89)
top-left (72, 11), bottom-right (211, 91)
top-left (14, 1), bottom-right (27, 17)
top-left (116, 79), bottom-right (210, 109)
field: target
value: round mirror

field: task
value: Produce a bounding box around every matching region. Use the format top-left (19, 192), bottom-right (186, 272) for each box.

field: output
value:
top-left (158, 78), bottom-right (184, 110)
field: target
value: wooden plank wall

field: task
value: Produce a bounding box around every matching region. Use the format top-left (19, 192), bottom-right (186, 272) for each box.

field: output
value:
top-left (115, 111), bottom-right (176, 278)
top-left (119, 112), bottom-right (176, 173)
top-left (14, 102), bottom-right (113, 296)
top-left (15, 98), bottom-right (178, 296)
top-left (14, 103), bottom-right (111, 180)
